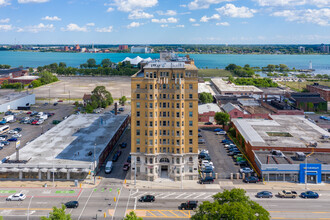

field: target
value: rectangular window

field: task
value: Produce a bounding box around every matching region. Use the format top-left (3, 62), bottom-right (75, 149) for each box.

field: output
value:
top-left (136, 138), bottom-right (140, 145)
top-left (137, 111), bottom-right (140, 117)
top-left (137, 84), bottom-right (140, 89)
top-left (189, 102), bottom-right (193, 108)
top-left (136, 102), bottom-right (140, 108)
top-left (189, 167), bottom-right (193, 173)
top-left (189, 121), bottom-right (193, 126)
top-left (189, 139), bottom-right (193, 144)
top-left (136, 94), bottom-right (140, 99)
top-left (150, 84), bottom-right (153, 89)
top-left (149, 94), bottom-right (153, 100)
top-left (176, 103), bottom-right (180, 108)
top-left (189, 130), bottom-right (192, 136)
top-left (176, 112), bottom-right (180, 117)
top-left (137, 147), bottom-right (140, 152)
top-left (136, 130), bottom-right (140, 136)
top-left (149, 103), bottom-right (153, 108)
top-left (149, 140), bottom-right (153, 145)
top-left (176, 94), bottom-right (180, 99)
top-left (189, 147), bottom-right (193, 153)
top-left (176, 140), bottom-right (180, 145)
top-left (149, 112), bottom-right (153, 117)
top-left (137, 121), bottom-right (140, 126)
top-left (189, 112), bottom-right (193, 117)
top-left (149, 131), bottom-right (153, 136)
top-left (189, 84), bottom-right (193, 89)
top-left (149, 121), bottom-right (153, 127)
top-left (189, 94), bottom-right (193, 99)
top-left (176, 131), bottom-right (180, 136)
top-left (163, 94), bottom-right (166, 99)
top-left (176, 122), bottom-right (180, 127)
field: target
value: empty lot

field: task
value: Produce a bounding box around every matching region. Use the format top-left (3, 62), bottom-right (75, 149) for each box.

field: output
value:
top-left (33, 76), bottom-right (132, 100)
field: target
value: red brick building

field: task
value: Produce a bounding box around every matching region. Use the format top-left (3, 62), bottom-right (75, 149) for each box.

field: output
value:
top-left (119, 45), bottom-right (128, 50)
top-left (0, 68), bottom-right (28, 84)
top-left (306, 83), bottom-right (330, 101)
top-left (198, 103), bottom-right (221, 122)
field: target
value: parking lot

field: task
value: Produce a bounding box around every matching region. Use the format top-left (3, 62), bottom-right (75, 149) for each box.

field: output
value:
top-left (198, 128), bottom-right (244, 180)
top-left (0, 103), bottom-right (75, 160)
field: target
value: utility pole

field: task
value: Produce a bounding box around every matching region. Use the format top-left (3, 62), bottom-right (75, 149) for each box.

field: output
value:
top-left (94, 143), bottom-right (96, 185)
top-left (134, 156), bottom-right (137, 186)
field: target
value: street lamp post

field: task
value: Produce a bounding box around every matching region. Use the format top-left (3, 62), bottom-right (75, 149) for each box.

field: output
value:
top-left (94, 143), bottom-right (96, 185)
top-left (134, 156), bottom-right (137, 186)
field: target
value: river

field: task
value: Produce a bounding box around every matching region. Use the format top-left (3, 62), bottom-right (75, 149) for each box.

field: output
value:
top-left (0, 51), bottom-right (329, 74)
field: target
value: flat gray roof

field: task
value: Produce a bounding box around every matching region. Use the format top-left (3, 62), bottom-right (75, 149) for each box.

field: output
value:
top-left (211, 78), bottom-right (263, 93)
top-left (0, 91), bottom-right (32, 104)
top-left (233, 115), bottom-right (330, 149)
top-left (9, 113), bottom-right (128, 169)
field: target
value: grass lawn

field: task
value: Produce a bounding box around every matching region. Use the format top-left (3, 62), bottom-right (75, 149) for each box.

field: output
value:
top-left (198, 69), bottom-right (232, 77)
top-left (278, 80), bottom-right (330, 92)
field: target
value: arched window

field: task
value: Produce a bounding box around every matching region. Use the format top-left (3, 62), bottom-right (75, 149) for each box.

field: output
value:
top-left (189, 157), bottom-right (193, 162)
top-left (176, 158), bottom-right (180, 164)
top-left (160, 158), bottom-right (170, 163)
top-left (137, 157), bottom-right (140, 162)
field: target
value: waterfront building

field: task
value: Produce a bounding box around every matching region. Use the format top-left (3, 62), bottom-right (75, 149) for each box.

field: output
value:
top-left (131, 46), bottom-right (152, 53)
top-left (131, 56), bottom-right (199, 181)
top-left (298, 46), bottom-right (305, 53)
top-left (320, 44), bottom-right (330, 53)
top-left (306, 83), bottom-right (330, 102)
top-left (119, 45), bottom-right (128, 50)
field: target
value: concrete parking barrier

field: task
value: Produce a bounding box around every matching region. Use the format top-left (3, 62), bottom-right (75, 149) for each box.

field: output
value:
top-left (242, 173), bottom-right (245, 179)
top-left (237, 173), bottom-right (240, 180)
top-left (230, 173), bottom-right (233, 180)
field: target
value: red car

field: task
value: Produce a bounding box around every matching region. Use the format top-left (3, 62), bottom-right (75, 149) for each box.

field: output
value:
top-left (57, 100), bottom-right (63, 102)
top-left (27, 112), bottom-right (32, 114)
top-left (31, 120), bottom-right (38, 125)
top-left (123, 163), bottom-right (130, 171)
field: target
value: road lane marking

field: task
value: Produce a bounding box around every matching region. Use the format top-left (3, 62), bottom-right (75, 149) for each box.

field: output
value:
top-left (179, 210), bottom-right (189, 217)
top-left (175, 193), bottom-right (187, 199)
top-left (130, 189), bottom-right (139, 196)
top-left (111, 186), bottom-right (122, 220)
top-left (194, 193), bottom-right (206, 199)
top-left (183, 193), bottom-right (195, 199)
top-left (169, 211), bottom-right (179, 217)
top-left (0, 208), bottom-right (52, 210)
top-left (161, 193), bottom-right (175, 199)
top-left (125, 189), bottom-right (131, 216)
top-left (203, 194), bottom-right (213, 199)
top-left (147, 211), bottom-right (157, 217)
top-left (27, 195), bottom-right (34, 220)
top-left (78, 189), bottom-right (93, 220)
top-left (69, 188), bottom-right (84, 215)
top-left (158, 210), bottom-right (167, 217)
top-left (134, 197), bottom-right (137, 210)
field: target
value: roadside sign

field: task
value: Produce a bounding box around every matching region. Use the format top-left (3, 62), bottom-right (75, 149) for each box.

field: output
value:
top-left (16, 140), bottom-right (20, 149)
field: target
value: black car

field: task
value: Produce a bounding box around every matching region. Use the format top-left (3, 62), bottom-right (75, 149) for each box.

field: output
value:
top-left (256, 191), bottom-right (273, 198)
top-left (1, 141), bottom-right (9, 146)
top-left (13, 128), bottom-right (22, 132)
top-left (127, 155), bottom-right (131, 163)
top-left (118, 107), bottom-right (124, 112)
top-left (65, 201), bottom-right (79, 208)
top-left (199, 176), bottom-right (214, 184)
top-left (243, 176), bottom-right (260, 183)
top-left (138, 195), bottom-right (155, 202)
top-left (112, 153), bottom-right (119, 162)
top-left (178, 201), bottom-right (198, 210)
top-left (204, 122), bottom-right (213, 125)
top-left (0, 135), bottom-right (8, 139)
top-left (120, 143), bottom-right (127, 148)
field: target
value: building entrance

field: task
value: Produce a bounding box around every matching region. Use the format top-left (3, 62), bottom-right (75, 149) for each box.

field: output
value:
top-left (307, 174), bottom-right (317, 184)
top-left (160, 165), bottom-right (168, 178)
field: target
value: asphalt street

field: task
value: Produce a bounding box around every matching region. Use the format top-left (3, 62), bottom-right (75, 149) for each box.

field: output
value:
top-left (2, 185), bottom-right (330, 219)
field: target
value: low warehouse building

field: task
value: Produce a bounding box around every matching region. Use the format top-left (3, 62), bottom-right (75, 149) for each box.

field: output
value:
top-left (232, 115), bottom-right (330, 184)
top-left (0, 91), bottom-right (35, 112)
top-left (0, 113), bottom-right (129, 180)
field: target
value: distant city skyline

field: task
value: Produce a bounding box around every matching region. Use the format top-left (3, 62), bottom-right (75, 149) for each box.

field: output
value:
top-left (0, 0), bottom-right (329, 44)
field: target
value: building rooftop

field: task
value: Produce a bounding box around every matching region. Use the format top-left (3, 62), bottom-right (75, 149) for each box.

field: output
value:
top-left (0, 68), bottom-right (24, 75)
top-left (308, 84), bottom-right (330, 91)
top-left (232, 115), bottom-right (330, 149)
top-left (255, 151), bottom-right (330, 165)
top-left (222, 103), bottom-right (239, 113)
top-left (198, 103), bottom-right (221, 114)
top-left (13, 76), bottom-right (39, 80)
top-left (198, 82), bottom-right (216, 95)
top-left (0, 91), bottom-right (33, 104)
top-left (211, 78), bottom-right (263, 93)
top-left (144, 61), bottom-right (185, 69)
top-left (8, 114), bottom-right (128, 169)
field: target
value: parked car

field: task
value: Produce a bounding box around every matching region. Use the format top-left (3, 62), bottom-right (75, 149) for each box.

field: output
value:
top-left (202, 166), bottom-right (213, 173)
top-left (53, 102), bottom-right (58, 106)
top-left (123, 162), bottom-right (130, 171)
top-left (214, 128), bottom-right (223, 132)
top-left (116, 150), bottom-right (122, 157)
top-left (120, 143), bottom-right (127, 148)
top-left (6, 193), bottom-right (26, 201)
top-left (8, 130), bottom-right (18, 134)
top-left (198, 129), bottom-right (201, 132)
top-left (199, 176), bottom-right (214, 184)
top-left (243, 176), bottom-right (260, 183)
top-left (12, 133), bottom-right (22, 138)
top-left (0, 137), bottom-right (5, 141)
top-left (198, 139), bottom-right (205, 144)
top-left (240, 167), bottom-right (253, 173)
top-left (300, 191), bottom-right (319, 199)
top-left (8, 138), bottom-right (17, 142)
top-left (222, 139), bottom-right (233, 144)
top-left (138, 195), bottom-right (155, 202)
top-left (57, 100), bottom-right (63, 102)
top-left (198, 133), bottom-right (202, 137)
top-left (204, 122), bottom-right (212, 125)
top-left (31, 120), bottom-right (38, 125)
top-left (118, 107), bottom-right (124, 112)
top-left (64, 201), bottom-right (79, 208)
top-left (278, 190), bottom-right (297, 198)
top-left (112, 154), bottom-right (119, 162)
top-left (178, 201), bottom-right (198, 210)
top-left (1, 141), bottom-right (9, 146)
top-left (216, 131), bottom-right (226, 135)
top-left (36, 119), bottom-right (44, 125)
top-left (127, 155), bottom-right (131, 163)
top-left (256, 191), bottom-right (273, 198)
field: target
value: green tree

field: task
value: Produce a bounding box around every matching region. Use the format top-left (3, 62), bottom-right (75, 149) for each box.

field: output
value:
top-left (91, 86), bottom-right (114, 109)
top-left (101, 59), bottom-right (112, 68)
top-left (119, 96), bottom-right (127, 106)
top-left (87, 58), bottom-right (97, 68)
top-left (40, 205), bottom-right (72, 220)
top-left (59, 62), bottom-right (67, 68)
top-left (199, 92), bottom-right (213, 104)
top-left (214, 112), bottom-right (230, 127)
top-left (29, 67), bottom-right (34, 73)
top-left (124, 211), bottom-right (143, 220)
top-left (192, 189), bottom-right (270, 220)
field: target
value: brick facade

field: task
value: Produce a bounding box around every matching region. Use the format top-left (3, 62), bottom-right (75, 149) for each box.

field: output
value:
top-left (307, 84), bottom-right (330, 101)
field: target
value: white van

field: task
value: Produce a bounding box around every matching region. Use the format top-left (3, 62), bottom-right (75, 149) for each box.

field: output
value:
top-left (105, 161), bottom-right (113, 174)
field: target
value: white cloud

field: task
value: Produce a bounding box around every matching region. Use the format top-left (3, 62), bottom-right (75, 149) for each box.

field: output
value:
top-left (189, 18), bottom-right (196, 22)
top-left (216, 4), bottom-right (257, 18)
top-left (18, 0), bottom-right (49, 3)
top-left (152, 17), bottom-right (178, 23)
top-left (42, 16), bottom-right (61, 21)
top-left (0, 24), bottom-right (12, 31)
top-left (96, 26), bottom-right (113, 32)
top-left (176, 24), bottom-right (185, 28)
top-left (17, 23), bottom-right (54, 33)
top-left (0, 18), bottom-right (10, 23)
top-left (160, 24), bottom-right (168, 28)
top-left (216, 21), bottom-right (230, 26)
top-left (106, 7), bottom-right (114, 12)
top-left (188, 0), bottom-right (235, 10)
top-left (61, 23), bottom-right (87, 32)
top-left (272, 8), bottom-right (330, 26)
top-left (255, 0), bottom-right (330, 7)
top-left (127, 21), bottom-right (142, 28)
top-left (200, 14), bottom-right (220, 22)
top-left (128, 10), bottom-right (153, 19)
top-left (0, 0), bottom-right (11, 7)
top-left (113, 0), bottom-right (158, 12)
top-left (192, 23), bottom-right (200, 26)
top-left (157, 10), bottom-right (177, 16)
top-left (86, 23), bottom-right (95, 26)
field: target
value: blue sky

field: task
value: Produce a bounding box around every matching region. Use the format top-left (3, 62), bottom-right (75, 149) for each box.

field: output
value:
top-left (0, 0), bottom-right (329, 44)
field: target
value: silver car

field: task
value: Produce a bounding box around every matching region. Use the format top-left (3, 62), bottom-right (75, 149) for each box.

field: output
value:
top-left (6, 193), bottom-right (26, 201)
